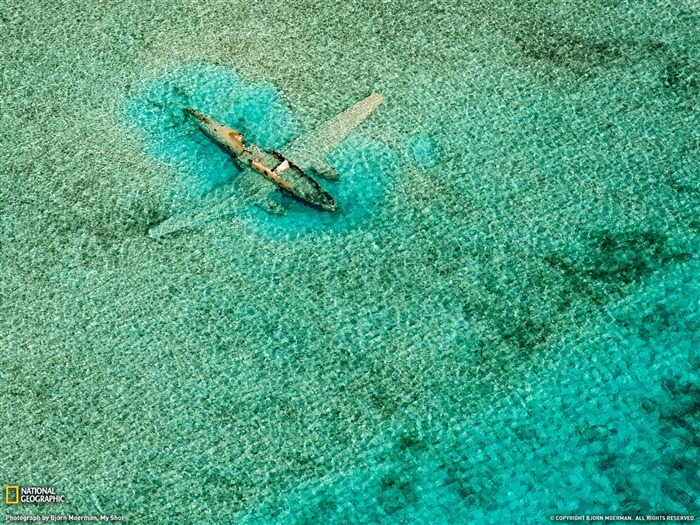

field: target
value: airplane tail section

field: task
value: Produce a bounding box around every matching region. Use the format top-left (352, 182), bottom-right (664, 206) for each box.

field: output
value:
top-left (309, 160), bottom-right (340, 180)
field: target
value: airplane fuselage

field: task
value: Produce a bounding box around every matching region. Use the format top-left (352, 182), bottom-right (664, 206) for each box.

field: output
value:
top-left (185, 108), bottom-right (338, 212)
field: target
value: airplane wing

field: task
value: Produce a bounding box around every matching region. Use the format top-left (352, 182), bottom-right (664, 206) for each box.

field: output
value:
top-left (148, 194), bottom-right (238, 237)
top-left (280, 93), bottom-right (384, 179)
top-left (148, 169), bottom-right (284, 237)
top-left (234, 167), bottom-right (285, 215)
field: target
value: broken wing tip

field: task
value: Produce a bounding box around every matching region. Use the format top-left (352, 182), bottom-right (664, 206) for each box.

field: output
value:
top-left (369, 92), bottom-right (384, 104)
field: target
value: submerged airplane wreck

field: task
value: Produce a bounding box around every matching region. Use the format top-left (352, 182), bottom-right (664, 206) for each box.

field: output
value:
top-left (149, 93), bottom-right (384, 237)
top-left (185, 107), bottom-right (339, 212)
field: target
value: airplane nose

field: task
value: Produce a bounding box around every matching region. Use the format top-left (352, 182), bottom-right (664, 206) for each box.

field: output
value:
top-left (184, 107), bottom-right (204, 120)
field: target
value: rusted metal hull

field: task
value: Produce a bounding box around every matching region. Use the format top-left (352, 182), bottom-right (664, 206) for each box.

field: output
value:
top-left (185, 108), bottom-right (338, 212)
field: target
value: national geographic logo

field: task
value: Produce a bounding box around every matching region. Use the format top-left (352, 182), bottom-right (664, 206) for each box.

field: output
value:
top-left (5, 486), bottom-right (65, 504)
top-left (5, 487), bottom-right (18, 505)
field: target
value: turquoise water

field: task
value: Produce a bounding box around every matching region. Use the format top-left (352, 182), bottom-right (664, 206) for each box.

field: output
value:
top-left (1, 0), bottom-right (699, 523)
top-left (126, 63), bottom-right (394, 236)
top-left (240, 261), bottom-right (700, 523)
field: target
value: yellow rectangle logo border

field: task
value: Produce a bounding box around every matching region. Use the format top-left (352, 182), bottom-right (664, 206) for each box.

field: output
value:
top-left (6, 485), bottom-right (20, 505)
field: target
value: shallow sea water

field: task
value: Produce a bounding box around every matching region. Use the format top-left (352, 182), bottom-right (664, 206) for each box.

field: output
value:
top-left (1, 0), bottom-right (699, 523)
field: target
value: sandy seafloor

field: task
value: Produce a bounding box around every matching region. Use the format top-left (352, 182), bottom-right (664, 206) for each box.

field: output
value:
top-left (1, 0), bottom-right (699, 522)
